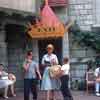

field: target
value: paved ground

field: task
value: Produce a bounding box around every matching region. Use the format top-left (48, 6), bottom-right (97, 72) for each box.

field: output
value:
top-left (0, 91), bottom-right (100, 100)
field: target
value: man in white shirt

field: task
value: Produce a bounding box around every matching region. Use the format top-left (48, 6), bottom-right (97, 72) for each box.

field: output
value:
top-left (60, 58), bottom-right (73, 100)
top-left (94, 66), bottom-right (100, 96)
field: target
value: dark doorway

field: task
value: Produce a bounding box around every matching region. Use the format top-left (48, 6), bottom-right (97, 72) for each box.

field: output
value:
top-left (5, 24), bottom-right (27, 67)
top-left (5, 24), bottom-right (30, 89)
top-left (38, 38), bottom-right (63, 65)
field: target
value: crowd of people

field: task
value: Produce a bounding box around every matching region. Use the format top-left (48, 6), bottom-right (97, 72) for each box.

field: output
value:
top-left (0, 44), bottom-right (73, 100)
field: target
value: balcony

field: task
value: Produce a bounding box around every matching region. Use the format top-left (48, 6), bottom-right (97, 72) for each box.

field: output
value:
top-left (0, 0), bottom-right (36, 13)
top-left (48, 0), bottom-right (68, 7)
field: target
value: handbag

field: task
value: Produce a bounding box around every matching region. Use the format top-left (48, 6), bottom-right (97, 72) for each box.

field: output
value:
top-left (49, 65), bottom-right (62, 78)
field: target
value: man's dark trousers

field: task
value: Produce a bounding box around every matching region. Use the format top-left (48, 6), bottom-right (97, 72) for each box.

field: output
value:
top-left (61, 75), bottom-right (73, 100)
top-left (24, 79), bottom-right (38, 100)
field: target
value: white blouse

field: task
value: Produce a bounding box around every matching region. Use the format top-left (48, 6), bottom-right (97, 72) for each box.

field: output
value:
top-left (42, 53), bottom-right (58, 66)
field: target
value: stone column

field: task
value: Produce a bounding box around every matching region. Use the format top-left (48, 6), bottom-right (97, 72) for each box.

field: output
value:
top-left (0, 29), bottom-right (8, 66)
top-left (63, 32), bottom-right (69, 59)
top-left (69, 0), bottom-right (94, 31)
top-left (56, 6), bottom-right (69, 59)
top-left (63, 32), bottom-right (70, 88)
top-left (32, 40), bottom-right (39, 63)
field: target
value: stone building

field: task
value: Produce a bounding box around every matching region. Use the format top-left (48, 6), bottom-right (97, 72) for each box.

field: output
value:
top-left (0, 0), bottom-right (99, 89)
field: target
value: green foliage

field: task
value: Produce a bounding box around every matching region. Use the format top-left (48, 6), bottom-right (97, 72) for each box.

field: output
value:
top-left (70, 22), bottom-right (100, 52)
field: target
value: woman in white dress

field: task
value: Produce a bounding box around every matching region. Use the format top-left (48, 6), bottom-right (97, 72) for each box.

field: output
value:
top-left (0, 64), bottom-right (16, 99)
top-left (41, 44), bottom-right (60, 100)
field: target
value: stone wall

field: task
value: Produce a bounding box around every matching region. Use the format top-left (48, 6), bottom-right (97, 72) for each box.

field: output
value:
top-left (0, 24), bottom-right (8, 66)
top-left (95, 0), bottom-right (100, 24)
top-left (69, 0), bottom-right (94, 30)
top-left (69, 32), bottom-right (96, 82)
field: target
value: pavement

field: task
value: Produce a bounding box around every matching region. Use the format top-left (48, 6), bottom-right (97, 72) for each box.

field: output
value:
top-left (0, 91), bottom-right (100, 100)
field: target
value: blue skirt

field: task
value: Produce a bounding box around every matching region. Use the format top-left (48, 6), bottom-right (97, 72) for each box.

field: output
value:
top-left (41, 67), bottom-right (61, 90)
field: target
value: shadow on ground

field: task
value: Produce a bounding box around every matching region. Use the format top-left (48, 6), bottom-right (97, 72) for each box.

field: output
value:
top-left (0, 91), bottom-right (100, 100)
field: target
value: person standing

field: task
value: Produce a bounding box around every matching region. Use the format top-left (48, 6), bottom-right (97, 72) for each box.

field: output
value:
top-left (60, 58), bottom-right (73, 100)
top-left (41, 44), bottom-right (60, 100)
top-left (94, 65), bottom-right (100, 96)
top-left (0, 64), bottom-right (16, 99)
top-left (23, 50), bottom-right (41, 100)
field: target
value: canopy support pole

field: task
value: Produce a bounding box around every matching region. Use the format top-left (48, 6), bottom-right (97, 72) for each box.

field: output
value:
top-left (45, 0), bottom-right (48, 5)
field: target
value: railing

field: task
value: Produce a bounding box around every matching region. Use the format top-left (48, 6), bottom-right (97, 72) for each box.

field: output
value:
top-left (48, 0), bottom-right (68, 7)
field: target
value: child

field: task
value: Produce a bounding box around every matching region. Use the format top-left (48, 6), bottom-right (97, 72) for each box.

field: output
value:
top-left (0, 64), bottom-right (16, 99)
top-left (60, 58), bottom-right (73, 100)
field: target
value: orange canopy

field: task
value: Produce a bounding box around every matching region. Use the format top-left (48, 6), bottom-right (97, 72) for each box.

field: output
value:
top-left (28, 0), bottom-right (65, 39)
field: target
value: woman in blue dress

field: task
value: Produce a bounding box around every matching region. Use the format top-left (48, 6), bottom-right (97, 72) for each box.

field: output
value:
top-left (41, 44), bottom-right (60, 100)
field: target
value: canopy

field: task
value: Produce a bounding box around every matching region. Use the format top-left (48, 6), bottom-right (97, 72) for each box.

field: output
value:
top-left (28, 0), bottom-right (65, 39)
